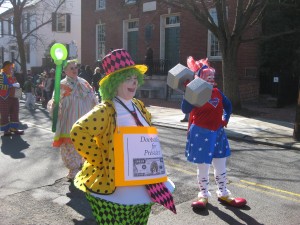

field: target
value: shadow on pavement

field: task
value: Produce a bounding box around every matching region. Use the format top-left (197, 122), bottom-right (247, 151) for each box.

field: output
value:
top-left (66, 182), bottom-right (98, 225)
top-left (192, 203), bottom-right (263, 225)
top-left (1, 134), bottom-right (30, 159)
top-left (223, 204), bottom-right (264, 225)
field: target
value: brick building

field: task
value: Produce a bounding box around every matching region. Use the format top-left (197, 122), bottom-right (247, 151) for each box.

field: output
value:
top-left (81, 0), bottom-right (260, 101)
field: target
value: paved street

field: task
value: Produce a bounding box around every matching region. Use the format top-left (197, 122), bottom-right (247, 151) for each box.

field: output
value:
top-left (0, 100), bottom-right (299, 225)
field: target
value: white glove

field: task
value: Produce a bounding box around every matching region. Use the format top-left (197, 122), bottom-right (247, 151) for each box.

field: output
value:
top-left (12, 83), bottom-right (20, 88)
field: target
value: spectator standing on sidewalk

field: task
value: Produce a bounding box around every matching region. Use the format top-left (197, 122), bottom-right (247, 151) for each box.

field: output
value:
top-left (70, 49), bottom-right (176, 225)
top-left (181, 57), bottom-right (247, 209)
top-left (23, 76), bottom-right (36, 109)
top-left (79, 65), bottom-right (93, 85)
top-left (144, 45), bottom-right (154, 76)
top-left (47, 59), bottom-right (97, 180)
top-left (43, 69), bottom-right (55, 108)
top-left (0, 61), bottom-right (24, 136)
top-left (25, 69), bottom-right (32, 82)
top-left (92, 66), bottom-right (102, 103)
top-left (85, 65), bottom-right (93, 85)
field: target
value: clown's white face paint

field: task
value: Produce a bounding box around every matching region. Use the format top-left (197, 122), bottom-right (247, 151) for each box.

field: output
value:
top-left (117, 75), bottom-right (138, 100)
top-left (205, 74), bottom-right (215, 86)
top-left (199, 68), bottom-right (215, 86)
top-left (64, 62), bottom-right (78, 79)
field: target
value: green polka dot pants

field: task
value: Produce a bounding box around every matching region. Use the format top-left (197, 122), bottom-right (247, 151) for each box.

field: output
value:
top-left (86, 193), bottom-right (152, 225)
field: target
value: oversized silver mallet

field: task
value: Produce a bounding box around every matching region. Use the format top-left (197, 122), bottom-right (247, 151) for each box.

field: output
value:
top-left (167, 63), bottom-right (194, 93)
top-left (185, 78), bottom-right (212, 107)
top-left (167, 63), bottom-right (212, 107)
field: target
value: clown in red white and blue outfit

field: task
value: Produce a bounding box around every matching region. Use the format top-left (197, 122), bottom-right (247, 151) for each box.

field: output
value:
top-left (0, 61), bottom-right (24, 136)
top-left (181, 57), bottom-right (247, 208)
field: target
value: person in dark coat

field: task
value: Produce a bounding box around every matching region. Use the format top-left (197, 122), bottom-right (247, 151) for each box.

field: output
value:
top-left (92, 67), bottom-right (103, 103)
top-left (144, 45), bottom-right (154, 76)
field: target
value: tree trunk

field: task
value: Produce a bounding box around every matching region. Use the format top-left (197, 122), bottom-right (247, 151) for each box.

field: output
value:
top-left (221, 44), bottom-right (242, 111)
top-left (13, 4), bottom-right (27, 75)
top-left (293, 80), bottom-right (300, 140)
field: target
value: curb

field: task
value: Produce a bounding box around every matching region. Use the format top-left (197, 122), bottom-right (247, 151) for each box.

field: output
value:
top-left (152, 122), bottom-right (300, 151)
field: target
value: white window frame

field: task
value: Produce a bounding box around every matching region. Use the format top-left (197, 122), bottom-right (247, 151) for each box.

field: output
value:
top-left (9, 17), bottom-right (14, 35)
top-left (207, 8), bottom-right (222, 60)
top-left (56, 13), bottom-right (67, 32)
top-left (125, 0), bottom-right (136, 4)
top-left (122, 19), bottom-right (139, 50)
top-left (0, 20), bottom-right (2, 37)
top-left (96, 23), bottom-right (106, 60)
top-left (96, 0), bottom-right (106, 10)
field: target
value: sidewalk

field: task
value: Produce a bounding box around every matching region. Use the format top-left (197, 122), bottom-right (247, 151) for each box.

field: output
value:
top-left (140, 98), bottom-right (300, 151)
top-left (19, 97), bottom-right (299, 150)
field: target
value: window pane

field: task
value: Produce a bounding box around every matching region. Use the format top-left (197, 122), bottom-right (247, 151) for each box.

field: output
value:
top-left (125, 0), bottom-right (136, 4)
top-left (128, 21), bottom-right (138, 29)
top-left (57, 14), bottom-right (66, 32)
top-left (208, 8), bottom-right (221, 58)
top-left (210, 34), bottom-right (221, 56)
top-left (97, 24), bottom-right (106, 59)
top-left (97, 0), bottom-right (106, 9)
top-left (166, 16), bottom-right (180, 25)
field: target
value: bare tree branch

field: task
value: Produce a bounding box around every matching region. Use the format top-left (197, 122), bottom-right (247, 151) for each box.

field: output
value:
top-left (0, 0), bottom-right (66, 73)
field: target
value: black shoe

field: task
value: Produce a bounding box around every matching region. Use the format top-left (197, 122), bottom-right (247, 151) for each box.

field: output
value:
top-left (180, 119), bottom-right (188, 122)
top-left (3, 131), bottom-right (12, 136)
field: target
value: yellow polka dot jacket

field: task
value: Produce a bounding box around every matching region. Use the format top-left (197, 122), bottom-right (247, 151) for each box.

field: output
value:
top-left (70, 98), bottom-right (152, 195)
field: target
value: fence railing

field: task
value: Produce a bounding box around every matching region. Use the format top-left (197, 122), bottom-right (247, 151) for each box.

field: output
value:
top-left (135, 59), bottom-right (177, 76)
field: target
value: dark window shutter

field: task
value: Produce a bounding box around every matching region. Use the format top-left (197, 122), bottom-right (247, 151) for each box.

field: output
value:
top-left (65, 44), bottom-right (70, 59)
top-left (27, 13), bottom-right (30, 32)
top-left (26, 43), bottom-right (30, 63)
top-left (66, 14), bottom-right (70, 32)
top-left (52, 13), bottom-right (56, 31)
top-left (1, 47), bottom-right (4, 62)
top-left (8, 19), bottom-right (11, 34)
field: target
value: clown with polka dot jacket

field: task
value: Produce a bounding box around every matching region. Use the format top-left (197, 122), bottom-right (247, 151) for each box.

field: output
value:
top-left (70, 49), bottom-right (176, 225)
top-left (182, 56), bottom-right (247, 209)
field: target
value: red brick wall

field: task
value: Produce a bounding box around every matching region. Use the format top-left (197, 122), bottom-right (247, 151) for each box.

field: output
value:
top-left (81, 0), bottom-right (261, 100)
top-left (239, 80), bottom-right (260, 101)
